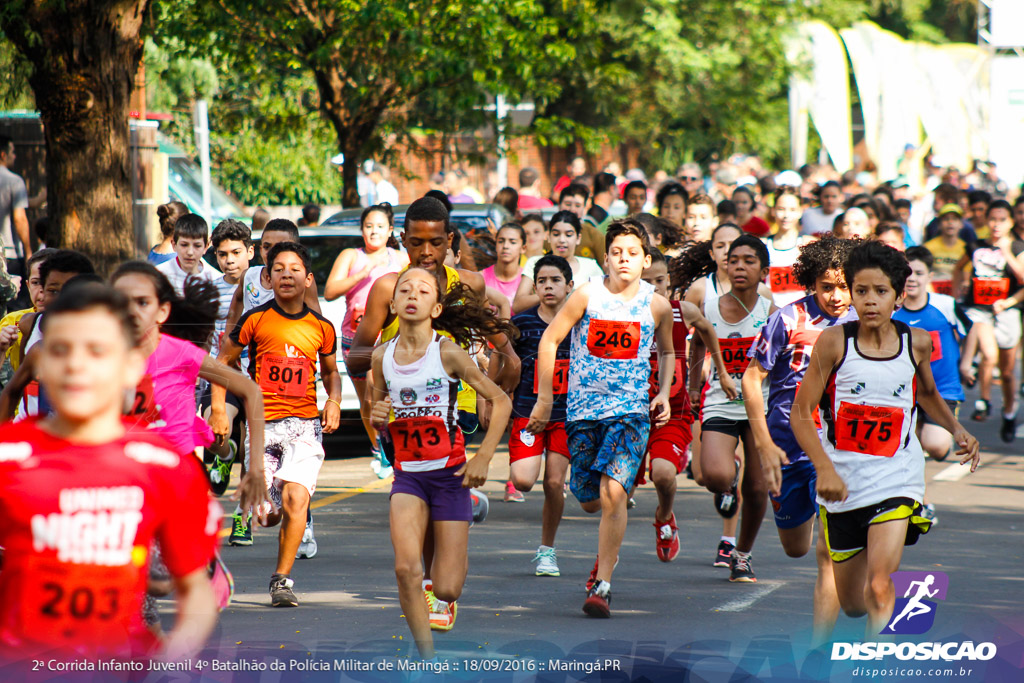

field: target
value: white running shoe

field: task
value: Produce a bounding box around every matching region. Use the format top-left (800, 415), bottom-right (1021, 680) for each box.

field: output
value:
top-left (296, 520), bottom-right (318, 559)
top-left (533, 545), bottom-right (560, 576)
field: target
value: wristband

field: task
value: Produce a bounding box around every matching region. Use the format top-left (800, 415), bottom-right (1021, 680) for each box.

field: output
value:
top-left (325, 398), bottom-right (342, 410)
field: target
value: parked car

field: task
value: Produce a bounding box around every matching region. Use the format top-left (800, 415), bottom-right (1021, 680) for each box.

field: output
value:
top-left (320, 203), bottom-right (511, 271)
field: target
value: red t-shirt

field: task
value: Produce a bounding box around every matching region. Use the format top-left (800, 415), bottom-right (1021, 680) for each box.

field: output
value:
top-left (648, 300), bottom-right (692, 421)
top-left (743, 216), bottom-right (771, 237)
top-left (0, 420), bottom-right (219, 659)
top-left (517, 194), bottom-right (553, 210)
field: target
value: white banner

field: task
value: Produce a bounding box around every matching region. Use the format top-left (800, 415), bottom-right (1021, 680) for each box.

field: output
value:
top-left (990, 56), bottom-right (1024, 187)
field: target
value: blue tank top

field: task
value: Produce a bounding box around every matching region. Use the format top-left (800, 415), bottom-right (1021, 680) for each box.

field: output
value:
top-left (892, 293), bottom-right (967, 402)
top-left (568, 277), bottom-right (655, 422)
top-left (511, 306), bottom-right (572, 421)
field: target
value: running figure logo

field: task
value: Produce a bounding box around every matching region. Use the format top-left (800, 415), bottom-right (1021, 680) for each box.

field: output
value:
top-left (882, 571), bottom-right (949, 635)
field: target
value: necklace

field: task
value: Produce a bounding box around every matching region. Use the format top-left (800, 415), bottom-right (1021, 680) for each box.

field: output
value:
top-left (728, 290), bottom-right (752, 317)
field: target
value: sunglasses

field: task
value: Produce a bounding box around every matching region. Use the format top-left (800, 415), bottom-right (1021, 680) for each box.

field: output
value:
top-left (679, 176), bottom-right (699, 182)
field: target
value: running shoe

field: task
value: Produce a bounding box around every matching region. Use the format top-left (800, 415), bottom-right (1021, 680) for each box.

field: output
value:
top-left (654, 514), bottom-right (680, 562)
top-left (206, 440), bottom-right (236, 496)
top-left (627, 497), bottom-right (637, 509)
top-left (585, 555), bottom-right (618, 593)
top-left (470, 490), bottom-right (489, 526)
top-left (921, 503), bottom-right (938, 527)
top-left (582, 581), bottom-right (611, 618)
top-left (972, 399), bottom-right (990, 422)
top-left (429, 599), bottom-right (457, 631)
top-left (729, 552), bottom-right (757, 583)
top-left (533, 546), bottom-right (560, 576)
top-left (504, 480), bottom-right (525, 503)
top-left (375, 449), bottom-right (393, 479)
top-left (296, 519), bottom-right (317, 559)
top-left (714, 540), bottom-right (735, 568)
top-left (270, 574), bottom-right (298, 607)
top-left (228, 512), bottom-right (252, 546)
top-left (209, 551), bottom-right (235, 611)
top-left (714, 458), bottom-right (741, 519)
top-left (1001, 414), bottom-right (1017, 443)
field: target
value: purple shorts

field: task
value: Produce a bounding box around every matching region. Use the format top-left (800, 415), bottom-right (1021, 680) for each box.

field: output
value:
top-left (390, 464), bottom-right (472, 522)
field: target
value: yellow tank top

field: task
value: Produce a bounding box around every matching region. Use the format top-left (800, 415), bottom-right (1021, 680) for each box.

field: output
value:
top-left (380, 265), bottom-right (477, 414)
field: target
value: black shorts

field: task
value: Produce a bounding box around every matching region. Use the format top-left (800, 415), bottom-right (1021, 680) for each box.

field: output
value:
top-left (701, 416), bottom-right (749, 440)
top-left (819, 497), bottom-right (932, 563)
top-left (198, 385), bottom-right (244, 413)
top-left (919, 399), bottom-right (960, 427)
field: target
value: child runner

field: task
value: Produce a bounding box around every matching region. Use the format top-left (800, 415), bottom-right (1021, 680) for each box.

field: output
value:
top-left (623, 180), bottom-right (648, 216)
top-left (892, 246), bottom-right (972, 526)
top-left (527, 218), bottom-right (675, 618)
top-left (640, 249), bottom-right (731, 562)
top-left (509, 255), bottom-right (574, 575)
top-left (0, 248), bottom-right (55, 387)
top-left (656, 182), bottom-right (688, 235)
top-left (953, 199), bottom-right (1024, 439)
top-left (521, 214), bottom-right (548, 260)
top-left (742, 235), bottom-right (855, 641)
top-left (513, 211), bottom-right (604, 312)
top-left (793, 240), bottom-right (979, 637)
top-left (215, 242), bottom-right (342, 608)
top-left (688, 234), bottom-right (775, 582)
top-left (154, 212), bottom-right (221, 294)
top-left (766, 186), bottom-right (807, 308)
top-left (684, 193), bottom-right (717, 243)
top-left (325, 203), bottom-right (407, 476)
top-left (149, 200), bottom-right (187, 265)
top-left (0, 284), bottom-right (219, 661)
top-left (481, 223), bottom-right (525, 311)
top-left (922, 204), bottom-right (967, 295)
top-left (369, 268), bottom-right (512, 661)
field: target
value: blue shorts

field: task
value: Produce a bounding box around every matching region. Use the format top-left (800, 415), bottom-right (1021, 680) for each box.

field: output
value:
top-left (390, 464), bottom-right (472, 522)
top-left (566, 417), bottom-right (650, 504)
top-left (770, 457), bottom-right (817, 530)
top-left (341, 337), bottom-right (367, 380)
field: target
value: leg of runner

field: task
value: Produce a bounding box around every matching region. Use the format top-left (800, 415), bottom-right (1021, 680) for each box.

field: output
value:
top-left (428, 519), bottom-right (470, 628)
top-left (269, 482), bottom-right (309, 607)
top-left (811, 520), bottom-right (840, 647)
top-left (391, 493), bottom-right (433, 659)
top-left (352, 375), bottom-right (379, 452)
top-left (701, 430), bottom-right (742, 567)
top-left (540, 451), bottom-right (570, 547)
top-left (862, 520), bottom-right (910, 636)
top-left (594, 474), bottom-right (628, 585)
top-left (651, 458), bottom-right (680, 562)
top-left (971, 323), bottom-right (997, 420)
top-left (732, 427), bottom-right (767, 582)
top-left (997, 344), bottom-right (1018, 441)
top-left (917, 421), bottom-right (954, 460)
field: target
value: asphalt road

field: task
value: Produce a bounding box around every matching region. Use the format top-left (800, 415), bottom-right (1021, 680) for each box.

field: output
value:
top-left (147, 390), bottom-right (1024, 683)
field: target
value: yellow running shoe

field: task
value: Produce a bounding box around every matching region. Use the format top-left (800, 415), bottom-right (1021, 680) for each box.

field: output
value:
top-left (428, 599), bottom-right (457, 631)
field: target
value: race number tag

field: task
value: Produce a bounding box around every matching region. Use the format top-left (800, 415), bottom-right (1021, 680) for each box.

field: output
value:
top-left (929, 330), bottom-right (943, 362)
top-left (650, 357), bottom-right (685, 397)
top-left (931, 279), bottom-right (953, 296)
top-left (350, 304), bottom-right (366, 329)
top-left (586, 320), bottom-right (641, 360)
top-left (972, 277), bottom-right (1009, 306)
top-left (389, 416), bottom-right (450, 461)
top-left (21, 556), bottom-right (137, 647)
top-left (534, 358), bottom-right (569, 394)
top-left (769, 266), bottom-right (802, 293)
top-left (718, 337), bottom-right (755, 374)
top-left (259, 355), bottom-right (308, 397)
top-left (834, 402), bottom-right (904, 457)
top-left (127, 375), bottom-right (160, 425)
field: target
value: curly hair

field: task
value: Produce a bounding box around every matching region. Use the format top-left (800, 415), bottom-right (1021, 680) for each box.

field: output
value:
top-left (844, 240), bottom-right (912, 297)
top-left (791, 234), bottom-right (858, 292)
top-left (633, 212), bottom-right (682, 249)
top-left (667, 223), bottom-right (741, 293)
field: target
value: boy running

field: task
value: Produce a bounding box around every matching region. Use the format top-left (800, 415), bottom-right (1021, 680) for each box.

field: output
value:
top-left (742, 235), bottom-right (855, 640)
top-left (154, 213), bottom-right (221, 294)
top-left (214, 242), bottom-right (343, 608)
top-left (509, 255), bottom-right (574, 576)
top-left (527, 218), bottom-right (675, 618)
top-left (793, 240), bottom-right (979, 637)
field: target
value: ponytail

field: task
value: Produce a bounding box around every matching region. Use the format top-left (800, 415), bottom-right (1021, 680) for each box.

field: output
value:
top-left (668, 240), bottom-right (716, 294)
top-left (433, 282), bottom-right (519, 349)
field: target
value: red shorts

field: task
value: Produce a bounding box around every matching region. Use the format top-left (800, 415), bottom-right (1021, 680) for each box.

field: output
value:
top-left (509, 417), bottom-right (570, 462)
top-left (635, 418), bottom-right (693, 485)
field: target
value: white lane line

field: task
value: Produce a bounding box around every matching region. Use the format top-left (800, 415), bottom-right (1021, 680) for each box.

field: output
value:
top-left (932, 463), bottom-right (973, 482)
top-left (711, 581), bottom-right (784, 612)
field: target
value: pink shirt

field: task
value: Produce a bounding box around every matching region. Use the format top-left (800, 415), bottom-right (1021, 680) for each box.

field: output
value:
top-left (128, 334), bottom-right (212, 455)
top-left (481, 265), bottom-right (522, 308)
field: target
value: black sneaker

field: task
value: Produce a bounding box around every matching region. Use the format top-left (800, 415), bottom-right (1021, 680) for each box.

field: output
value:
top-left (582, 581), bottom-right (611, 618)
top-left (1001, 414), bottom-right (1017, 443)
top-left (228, 513), bottom-right (252, 546)
top-left (714, 458), bottom-right (740, 518)
top-left (270, 574), bottom-right (298, 607)
top-left (714, 540), bottom-right (735, 568)
top-left (972, 399), bottom-right (990, 422)
top-left (729, 552), bottom-right (757, 583)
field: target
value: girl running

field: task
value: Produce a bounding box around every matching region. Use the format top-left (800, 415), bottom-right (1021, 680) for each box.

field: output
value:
top-left (766, 186), bottom-right (808, 308)
top-left (370, 268), bottom-right (513, 660)
top-left (793, 240), bottom-right (979, 636)
top-left (325, 203), bottom-right (408, 469)
top-left (513, 211), bottom-right (604, 312)
top-left (656, 182), bottom-right (688, 233)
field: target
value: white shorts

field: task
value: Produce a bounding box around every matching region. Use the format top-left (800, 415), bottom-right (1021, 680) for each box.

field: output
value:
top-left (245, 417), bottom-right (325, 509)
top-left (965, 307), bottom-right (1022, 350)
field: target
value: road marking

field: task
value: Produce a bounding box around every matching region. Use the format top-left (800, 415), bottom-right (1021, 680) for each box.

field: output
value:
top-left (932, 463), bottom-right (973, 482)
top-left (711, 582), bottom-right (784, 612)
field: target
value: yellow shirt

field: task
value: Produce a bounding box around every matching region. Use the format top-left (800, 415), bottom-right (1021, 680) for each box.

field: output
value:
top-left (922, 237), bottom-right (966, 282)
top-left (0, 308), bottom-right (33, 372)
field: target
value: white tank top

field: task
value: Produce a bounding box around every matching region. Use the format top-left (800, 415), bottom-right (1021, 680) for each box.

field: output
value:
top-left (242, 266), bottom-right (274, 313)
top-left (819, 321), bottom-right (923, 513)
top-left (381, 334), bottom-right (465, 472)
top-left (702, 272), bottom-right (725, 309)
top-left (765, 238), bottom-right (804, 308)
top-left (701, 294), bottom-right (771, 421)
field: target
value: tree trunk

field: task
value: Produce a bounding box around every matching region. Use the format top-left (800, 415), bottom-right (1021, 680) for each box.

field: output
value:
top-left (2, 0), bottom-right (150, 275)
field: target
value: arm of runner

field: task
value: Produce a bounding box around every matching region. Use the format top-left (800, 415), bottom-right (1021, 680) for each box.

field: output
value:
top-left (0, 346), bottom-right (36, 421)
top-left (998, 237), bottom-right (1024, 281)
top-left (462, 270), bottom-right (520, 393)
top-left (323, 248), bottom-right (364, 301)
top-left (951, 252), bottom-right (971, 300)
top-left (157, 566), bottom-right (217, 662)
top-left (304, 275), bottom-right (323, 314)
top-left (17, 312), bottom-right (35, 363)
top-left (346, 274), bottom-right (395, 377)
top-left (368, 346), bottom-right (391, 430)
top-left (743, 359), bottom-right (788, 497)
top-left (792, 326), bottom-right (848, 503)
top-left (0, 325), bottom-right (17, 356)
top-left (992, 288), bottom-right (1024, 313)
top-left (512, 274), bottom-right (540, 314)
top-left (485, 285), bottom-right (511, 320)
top-left (650, 295), bottom-right (674, 428)
top-left (684, 303), bottom-right (736, 400)
top-left (910, 328), bottom-right (980, 471)
top-left (526, 285), bottom-right (589, 434)
top-left (441, 339), bottom-right (512, 488)
top-left (319, 352), bottom-right (343, 433)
